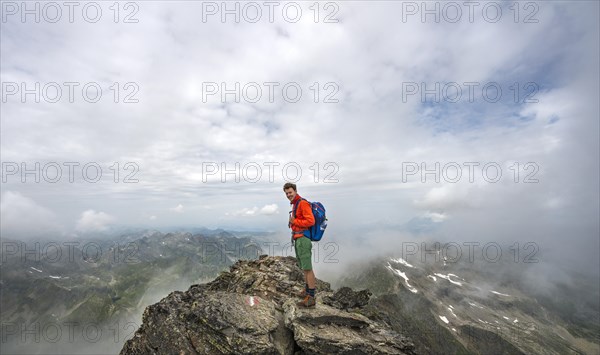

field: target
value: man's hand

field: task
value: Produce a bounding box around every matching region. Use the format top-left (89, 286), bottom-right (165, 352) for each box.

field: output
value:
top-left (289, 215), bottom-right (295, 226)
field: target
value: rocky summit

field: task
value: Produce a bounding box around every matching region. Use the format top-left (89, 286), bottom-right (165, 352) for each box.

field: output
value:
top-left (120, 255), bottom-right (416, 354)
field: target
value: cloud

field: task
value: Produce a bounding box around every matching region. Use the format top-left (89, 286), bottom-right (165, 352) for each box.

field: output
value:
top-left (414, 185), bottom-right (475, 211)
top-left (424, 211), bottom-right (448, 223)
top-left (230, 207), bottom-right (259, 217)
top-left (229, 204), bottom-right (280, 217)
top-left (1, 2), bottom-right (597, 274)
top-left (259, 204), bottom-right (279, 215)
top-left (0, 191), bottom-right (64, 238)
top-left (170, 204), bottom-right (184, 213)
top-left (75, 210), bottom-right (116, 233)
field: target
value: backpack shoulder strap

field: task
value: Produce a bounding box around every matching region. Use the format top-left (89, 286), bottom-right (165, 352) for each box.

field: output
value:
top-left (293, 198), bottom-right (307, 218)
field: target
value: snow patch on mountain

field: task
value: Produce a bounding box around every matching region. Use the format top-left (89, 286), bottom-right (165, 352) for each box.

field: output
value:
top-left (386, 264), bottom-right (418, 293)
top-left (491, 290), bottom-right (511, 297)
top-left (390, 257), bottom-right (415, 268)
top-left (434, 273), bottom-right (462, 286)
top-left (468, 301), bottom-right (484, 309)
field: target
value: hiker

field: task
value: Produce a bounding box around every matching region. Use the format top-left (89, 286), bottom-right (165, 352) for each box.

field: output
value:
top-left (284, 182), bottom-right (317, 308)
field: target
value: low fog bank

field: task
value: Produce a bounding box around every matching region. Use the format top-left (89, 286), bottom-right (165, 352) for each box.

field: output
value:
top-left (308, 225), bottom-right (599, 313)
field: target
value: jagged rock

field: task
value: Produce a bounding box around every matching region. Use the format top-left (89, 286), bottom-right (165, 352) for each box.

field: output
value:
top-left (121, 289), bottom-right (293, 354)
top-left (203, 255), bottom-right (333, 309)
top-left (120, 255), bottom-right (416, 355)
top-left (283, 298), bottom-right (413, 354)
top-left (322, 286), bottom-right (372, 310)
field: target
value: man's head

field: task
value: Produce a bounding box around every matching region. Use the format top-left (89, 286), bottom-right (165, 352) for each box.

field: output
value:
top-left (283, 182), bottom-right (297, 202)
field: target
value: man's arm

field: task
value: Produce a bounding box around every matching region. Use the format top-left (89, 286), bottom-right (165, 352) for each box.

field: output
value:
top-left (292, 200), bottom-right (315, 228)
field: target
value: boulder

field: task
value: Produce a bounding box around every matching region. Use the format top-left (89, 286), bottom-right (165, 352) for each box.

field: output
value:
top-left (283, 298), bottom-right (413, 354)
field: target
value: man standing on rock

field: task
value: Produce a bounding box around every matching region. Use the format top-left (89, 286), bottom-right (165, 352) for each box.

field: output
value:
top-left (284, 182), bottom-right (317, 308)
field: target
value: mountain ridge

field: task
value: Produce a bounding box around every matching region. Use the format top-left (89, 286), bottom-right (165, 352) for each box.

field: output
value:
top-left (120, 255), bottom-right (417, 355)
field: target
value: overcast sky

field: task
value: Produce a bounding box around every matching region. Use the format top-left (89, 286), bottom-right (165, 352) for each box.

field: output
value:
top-left (1, 1), bottom-right (598, 272)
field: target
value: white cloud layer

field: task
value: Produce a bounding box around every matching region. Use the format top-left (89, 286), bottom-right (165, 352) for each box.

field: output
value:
top-left (75, 210), bottom-right (116, 233)
top-left (1, 2), bottom-right (598, 270)
top-left (0, 191), bottom-right (64, 239)
top-left (229, 204), bottom-right (280, 217)
top-left (170, 204), bottom-right (184, 213)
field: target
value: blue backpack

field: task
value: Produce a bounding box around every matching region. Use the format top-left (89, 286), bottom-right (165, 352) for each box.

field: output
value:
top-left (293, 198), bottom-right (327, 241)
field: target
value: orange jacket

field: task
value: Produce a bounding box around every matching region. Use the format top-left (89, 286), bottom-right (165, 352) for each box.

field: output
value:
top-left (290, 195), bottom-right (315, 239)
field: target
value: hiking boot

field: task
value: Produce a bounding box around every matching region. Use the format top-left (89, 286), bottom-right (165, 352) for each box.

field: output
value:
top-left (297, 295), bottom-right (316, 308)
top-left (298, 287), bottom-right (317, 298)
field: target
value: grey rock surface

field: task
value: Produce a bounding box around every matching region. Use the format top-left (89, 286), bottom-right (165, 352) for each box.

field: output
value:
top-left (120, 255), bottom-right (416, 354)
